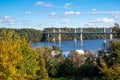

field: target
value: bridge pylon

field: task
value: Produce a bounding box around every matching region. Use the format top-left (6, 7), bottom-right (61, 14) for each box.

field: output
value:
top-left (80, 28), bottom-right (83, 47)
top-left (58, 28), bottom-right (61, 43)
top-left (110, 28), bottom-right (113, 41)
top-left (53, 28), bottom-right (55, 43)
top-left (74, 28), bottom-right (77, 46)
top-left (47, 33), bottom-right (50, 46)
top-left (103, 27), bottom-right (107, 42)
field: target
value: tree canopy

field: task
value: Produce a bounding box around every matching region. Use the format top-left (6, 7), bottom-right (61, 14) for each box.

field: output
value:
top-left (0, 29), bottom-right (49, 80)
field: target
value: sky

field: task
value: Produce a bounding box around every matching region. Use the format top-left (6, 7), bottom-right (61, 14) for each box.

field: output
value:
top-left (0, 0), bottom-right (120, 30)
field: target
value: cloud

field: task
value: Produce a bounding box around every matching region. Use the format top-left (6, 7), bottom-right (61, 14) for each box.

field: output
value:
top-left (0, 15), bottom-right (16, 24)
top-left (25, 11), bottom-right (32, 15)
top-left (44, 3), bottom-right (52, 7)
top-left (92, 8), bottom-right (98, 11)
top-left (50, 12), bottom-right (56, 16)
top-left (114, 14), bottom-right (120, 18)
top-left (0, 16), bottom-right (13, 19)
top-left (64, 11), bottom-right (80, 15)
top-left (35, 1), bottom-right (52, 7)
top-left (0, 19), bottom-right (17, 24)
top-left (85, 18), bottom-right (114, 27)
top-left (35, 1), bottom-right (44, 5)
top-left (84, 23), bottom-right (94, 26)
top-left (64, 3), bottom-right (72, 8)
top-left (90, 18), bottom-right (114, 23)
top-left (83, 11), bottom-right (120, 14)
top-left (61, 19), bottom-right (71, 24)
top-left (64, 11), bottom-right (120, 15)
top-left (49, 12), bottom-right (58, 18)
top-left (21, 20), bottom-right (31, 25)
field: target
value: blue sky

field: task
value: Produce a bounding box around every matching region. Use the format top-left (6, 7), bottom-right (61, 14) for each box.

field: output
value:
top-left (0, 0), bottom-right (120, 30)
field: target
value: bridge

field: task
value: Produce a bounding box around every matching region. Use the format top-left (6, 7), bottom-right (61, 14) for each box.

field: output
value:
top-left (44, 32), bottom-right (116, 34)
top-left (43, 28), bottom-right (117, 47)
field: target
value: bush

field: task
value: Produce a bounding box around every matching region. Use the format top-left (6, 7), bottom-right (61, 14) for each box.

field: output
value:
top-left (78, 63), bottom-right (99, 77)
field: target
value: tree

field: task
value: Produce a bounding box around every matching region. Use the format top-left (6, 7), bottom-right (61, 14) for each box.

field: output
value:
top-left (99, 59), bottom-right (120, 80)
top-left (0, 28), bottom-right (43, 42)
top-left (57, 58), bottom-right (77, 76)
top-left (97, 40), bottom-right (120, 80)
top-left (16, 39), bottom-right (39, 79)
top-left (84, 49), bottom-right (96, 64)
top-left (42, 45), bottom-right (64, 77)
top-left (112, 23), bottom-right (120, 38)
top-left (35, 47), bottom-right (50, 80)
top-left (68, 50), bottom-right (86, 66)
top-left (0, 29), bottom-right (49, 80)
top-left (78, 63), bottom-right (99, 77)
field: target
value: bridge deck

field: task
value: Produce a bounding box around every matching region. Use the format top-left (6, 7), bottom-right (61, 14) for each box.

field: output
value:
top-left (43, 32), bottom-right (117, 34)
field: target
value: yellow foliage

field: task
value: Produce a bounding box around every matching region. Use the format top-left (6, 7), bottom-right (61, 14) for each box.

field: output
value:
top-left (99, 59), bottom-right (120, 80)
top-left (0, 33), bottom-right (23, 80)
top-left (0, 29), bottom-right (49, 80)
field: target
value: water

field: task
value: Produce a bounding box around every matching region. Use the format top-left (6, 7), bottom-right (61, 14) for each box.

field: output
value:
top-left (31, 39), bottom-right (105, 56)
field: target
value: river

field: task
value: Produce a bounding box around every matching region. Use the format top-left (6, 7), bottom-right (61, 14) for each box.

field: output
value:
top-left (31, 39), bottom-right (107, 56)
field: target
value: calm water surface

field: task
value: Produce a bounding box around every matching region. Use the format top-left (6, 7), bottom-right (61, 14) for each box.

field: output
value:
top-left (31, 39), bottom-right (106, 56)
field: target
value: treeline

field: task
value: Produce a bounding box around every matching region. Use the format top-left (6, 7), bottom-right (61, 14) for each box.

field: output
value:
top-left (0, 27), bottom-right (117, 42)
top-left (0, 28), bottom-right (43, 42)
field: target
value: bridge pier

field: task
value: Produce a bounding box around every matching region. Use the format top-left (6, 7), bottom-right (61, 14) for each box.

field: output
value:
top-left (74, 28), bottom-right (77, 46)
top-left (58, 28), bottom-right (61, 43)
top-left (53, 28), bottom-right (55, 43)
top-left (47, 33), bottom-right (49, 40)
top-left (80, 28), bottom-right (83, 47)
top-left (47, 33), bottom-right (50, 46)
top-left (103, 27), bottom-right (107, 43)
top-left (110, 34), bottom-right (113, 41)
top-left (110, 29), bottom-right (113, 41)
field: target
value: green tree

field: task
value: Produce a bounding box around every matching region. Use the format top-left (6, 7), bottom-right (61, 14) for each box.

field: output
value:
top-left (42, 45), bottom-right (64, 77)
top-left (97, 40), bottom-right (120, 80)
top-left (46, 58), bottom-right (58, 77)
top-left (35, 47), bottom-right (50, 80)
top-left (0, 28), bottom-right (42, 42)
top-left (78, 63), bottom-right (99, 77)
top-left (57, 58), bottom-right (77, 77)
top-left (16, 39), bottom-right (39, 79)
top-left (112, 23), bottom-right (120, 38)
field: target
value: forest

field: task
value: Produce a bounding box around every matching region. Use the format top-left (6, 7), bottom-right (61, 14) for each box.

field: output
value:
top-left (0, 23), bottom-right (120, 80)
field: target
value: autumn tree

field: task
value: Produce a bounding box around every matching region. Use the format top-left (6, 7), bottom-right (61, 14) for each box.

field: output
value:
top-left (0, 29), bottom-right (23, 80)
top-left (0, 29), bottom-right (49, 80)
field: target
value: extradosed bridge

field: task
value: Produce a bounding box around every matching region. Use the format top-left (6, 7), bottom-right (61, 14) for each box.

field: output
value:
top-left (43, 28), bottom-right (117, 47)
